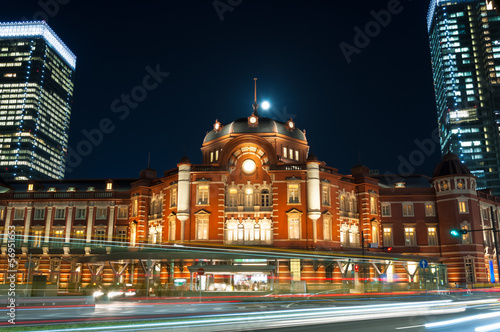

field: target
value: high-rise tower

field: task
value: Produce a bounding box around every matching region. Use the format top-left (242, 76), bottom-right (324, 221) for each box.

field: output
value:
top-left (428, 0), bottom-right (500, 195)
top-left (0, 21), bottom-right (76, 180)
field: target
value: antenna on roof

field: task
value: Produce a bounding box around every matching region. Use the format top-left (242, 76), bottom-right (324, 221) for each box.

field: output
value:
top-left (147, 152), bottom-right (151, 168)
top-left (252, 78), bottom-right (259, 116)
top-left (254, 77), bottom-right (257, 103)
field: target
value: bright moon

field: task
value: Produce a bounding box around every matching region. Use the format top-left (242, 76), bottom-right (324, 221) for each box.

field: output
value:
top-left (261, 101), bottom-right (270, 110)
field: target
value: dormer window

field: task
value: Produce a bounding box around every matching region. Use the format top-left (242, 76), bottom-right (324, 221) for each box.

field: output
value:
top-left (67, 187), bottom-right (76, 192)
top-left (27, 183), bottom-right (34, 191)
top-left (48, 187), bottom-right (56, 192)
top-left (106, 182), bottom-right (113, 190)
top-left (87, 187), bottom-right (95, 192)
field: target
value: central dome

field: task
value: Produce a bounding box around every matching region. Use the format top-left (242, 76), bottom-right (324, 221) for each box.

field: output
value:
top-left (203, 117), bottom-right (306, 143)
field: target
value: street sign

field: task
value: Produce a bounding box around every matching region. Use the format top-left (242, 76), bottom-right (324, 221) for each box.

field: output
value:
top-left (419, 259), bottom-right (428, 269)
top-left (197, 268), bottom-right (205, 275)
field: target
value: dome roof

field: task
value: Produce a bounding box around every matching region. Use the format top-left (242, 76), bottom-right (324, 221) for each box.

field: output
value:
top-left (203, 117), bottom-right (306, 143)
top-left (433, 153), bottom-right (471, 177)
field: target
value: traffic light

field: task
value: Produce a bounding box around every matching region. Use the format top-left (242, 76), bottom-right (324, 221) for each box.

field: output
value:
top-left (354, 264), bottom-right (359, 272)
top-left (450, 229), bottom-right (468, 237)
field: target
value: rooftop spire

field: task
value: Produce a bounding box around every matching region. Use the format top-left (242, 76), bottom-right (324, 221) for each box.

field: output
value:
top-left (252, 77), bottom-right (259, 116)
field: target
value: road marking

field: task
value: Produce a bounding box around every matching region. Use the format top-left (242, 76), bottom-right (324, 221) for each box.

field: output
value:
top-left (396, 325), bottom-right (425, 330)
top-left (237, 307), bottom-right (246, 309)
top-left (213, 308), bottom-right (222, 311)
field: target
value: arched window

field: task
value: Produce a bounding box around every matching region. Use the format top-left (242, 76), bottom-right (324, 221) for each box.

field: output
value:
top-left (228, 188), bottom-right (237, 207)
top-left (238, 223), bottom-right (244, 241)
top-left (261, 189), bottom-right (270, 207)
top-left (260, 219), bottom-right (272, 243)
top-left (245, 188), bottom-right (253, 207)
top-left (340, 196), bottom-right (346, 211)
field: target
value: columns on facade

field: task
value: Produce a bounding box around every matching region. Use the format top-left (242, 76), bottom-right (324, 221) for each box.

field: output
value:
top-left (23, 206), bottom-right (33, 244)
top-left (65, 207), bottom-right (74, 243)
top-left (44, 206), bottom-right (53, 244)
top-left (2, 206), bottom-right (13, 244)
top-left (177, 159), bottom-right (191, 242)
top-left (86, 206), bottom-right (95, 243)
top-left (107, 206), bottom-right (115, 241)
top-left (307, 156), bottom-right (321, 243)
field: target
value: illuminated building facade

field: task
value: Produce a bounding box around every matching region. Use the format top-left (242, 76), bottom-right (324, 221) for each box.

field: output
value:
top-left (427, 0), bottom-right (500, 195)
top-left (0, 103), bottom-right (499, 294)
top-left (0, 21), bottom-right (76, 180)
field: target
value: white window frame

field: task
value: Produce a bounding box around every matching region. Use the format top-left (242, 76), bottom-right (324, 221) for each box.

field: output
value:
top-left (96, 207), bottom-right (107, 220)
top-left (117, 206), bottom-right (128, 219)
top-left (287, 183), bottom-right (300, 204)
top-left (34, 208), bottom-right (45, 220)
top-left (197, 184), bottom-right (210, 205)
top-left (322, 184), bottom-right (330, 206)
top-left (261, 189), bottom-right (270, 207)
top-left (13, 208), bottom-right (25, 220)
top-left (168, 214), bottom-right (176, 242)
top-left (170, 186), bottom-right (177, 207)
top-left (381, 203), bottom-right (391, 217)
top-left (323, 214), bottom-right (332, 241)
top-left (425, 202), bottom-right (436, 217)
top-left (458, 198), bottom-right (469, 214)
top-left (116, 228), bottom-right (127, 244)
top-left (54, 208), bottom-right (65, 220)
top-left (371, 223), bottom-right (380, 244)
top-left (382, 225), bottom-right (393, 247)
top-left (404, 226), bottom-right (416, 246)
top-left (461, 221), bottom-right (472, 244)
top-left (370, 196), bottom-right (377, 214)
top-left (196, 215), bottom-right (209, 240)
top-left (402, 202), bottom-right (414, 217)
top-left (32, 229), bottom-right (43, 248)
top-left (52, 229), bottom-right (64, 248)
top-left (75, 208), bottom-right (86, 220)
top-left (427, 226), bottom-right (438, 246)
top-left (132, 199), bottom-right (138, 217)
top-left (95, 228), bottom-right (106, 246)
top-left (287, 210), bottom-right (302, 240)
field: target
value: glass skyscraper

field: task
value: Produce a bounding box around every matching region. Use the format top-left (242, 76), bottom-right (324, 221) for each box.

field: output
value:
top-left (428, 0), bottom-right (500, 195)
top-left (0, 21), bottom-right (76, 180)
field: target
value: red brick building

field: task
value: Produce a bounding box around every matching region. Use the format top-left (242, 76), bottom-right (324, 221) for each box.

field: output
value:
top-left (0, 106), bottom-right (499, 293)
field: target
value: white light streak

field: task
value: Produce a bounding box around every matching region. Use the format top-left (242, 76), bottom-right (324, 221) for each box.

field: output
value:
top-left (476, 322), bottom-right (500, 332)
top-left (425, 311), bottom-right (500, 328)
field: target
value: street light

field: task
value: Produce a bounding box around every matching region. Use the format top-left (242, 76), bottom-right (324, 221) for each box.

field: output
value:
top-left (450, 229), bottom-right (468, 237)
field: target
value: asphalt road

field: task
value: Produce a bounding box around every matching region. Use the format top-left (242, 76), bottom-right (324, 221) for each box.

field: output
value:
top-left (2, 294), bottom-right (500, 331)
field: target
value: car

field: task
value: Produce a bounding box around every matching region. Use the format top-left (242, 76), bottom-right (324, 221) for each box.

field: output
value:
top-left (81, 284), bottom-right (104, 298)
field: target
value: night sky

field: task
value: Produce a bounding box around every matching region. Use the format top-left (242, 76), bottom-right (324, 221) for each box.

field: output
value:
top-left (1, 0), bottom-right (441, 180)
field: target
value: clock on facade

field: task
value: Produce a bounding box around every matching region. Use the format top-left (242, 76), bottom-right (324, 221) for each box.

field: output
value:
top-left (242, 159), bottom-right (256, 173)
